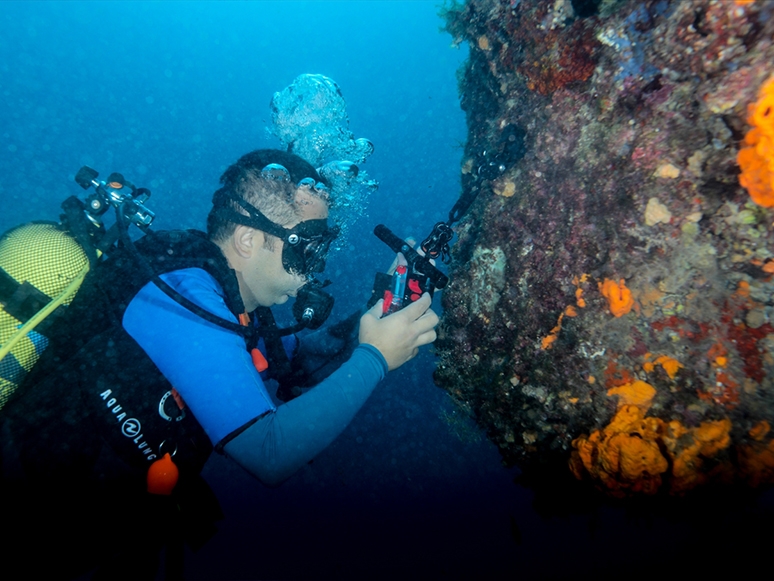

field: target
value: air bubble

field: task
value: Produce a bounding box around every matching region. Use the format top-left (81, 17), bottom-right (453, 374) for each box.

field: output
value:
top-left (269, 74), bottom-right (380, 239)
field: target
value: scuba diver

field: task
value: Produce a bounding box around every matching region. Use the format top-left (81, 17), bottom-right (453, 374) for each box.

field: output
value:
top-left (0, 148), bottom-right (438, 580)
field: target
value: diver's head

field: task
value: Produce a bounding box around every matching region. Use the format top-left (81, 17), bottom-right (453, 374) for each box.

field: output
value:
top-left (208, 149), bottom-right (339, 310)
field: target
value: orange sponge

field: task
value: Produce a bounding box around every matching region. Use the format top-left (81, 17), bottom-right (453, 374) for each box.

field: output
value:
top-left (599, 278), bottom-right (635, 317)
top-left (570, 405), bottom-right (669, 497)
top-left (738, 76), bottom-right (774, 207)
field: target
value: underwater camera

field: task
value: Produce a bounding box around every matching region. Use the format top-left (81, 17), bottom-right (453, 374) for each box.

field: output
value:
top-left (372, 224), bottom-right (449, 316)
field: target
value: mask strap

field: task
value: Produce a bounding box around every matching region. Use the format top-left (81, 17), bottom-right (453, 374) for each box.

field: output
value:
top-left (213, 190), bottom-right (293, 241)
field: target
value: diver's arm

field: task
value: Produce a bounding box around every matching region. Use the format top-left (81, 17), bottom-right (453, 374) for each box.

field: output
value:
top-left (223, 343), bottom-right (386, 486)
top-left (224, 294), bottom-right (437, 486)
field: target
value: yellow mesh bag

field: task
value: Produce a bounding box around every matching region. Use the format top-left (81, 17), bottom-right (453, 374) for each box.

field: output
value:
top-left (0, 223), bottom-right (89, 409)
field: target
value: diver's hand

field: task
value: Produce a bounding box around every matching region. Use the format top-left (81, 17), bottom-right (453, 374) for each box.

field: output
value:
top-left (359, 293), bottom-right (438, 371)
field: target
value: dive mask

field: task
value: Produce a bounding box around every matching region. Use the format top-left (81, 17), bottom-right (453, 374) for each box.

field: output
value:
top-left (280, 218), bottom-right (339, 277)
top-left (212, 163), bottom-right (339, 277)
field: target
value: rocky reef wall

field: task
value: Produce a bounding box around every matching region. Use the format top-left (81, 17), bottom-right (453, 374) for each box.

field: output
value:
top-left (435, 0), bottom-right (774, 497)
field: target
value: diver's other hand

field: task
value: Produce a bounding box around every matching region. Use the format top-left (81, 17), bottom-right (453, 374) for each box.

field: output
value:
top-left (359, 293), bottom-right (438, 371)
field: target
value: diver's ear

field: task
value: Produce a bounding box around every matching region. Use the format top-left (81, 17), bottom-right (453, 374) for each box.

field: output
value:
top-left (233, 225), bottom-right (263, 259)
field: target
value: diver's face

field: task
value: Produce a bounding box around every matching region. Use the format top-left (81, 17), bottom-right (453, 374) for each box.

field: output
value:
top-left (238, 189), bottom-right (329, 310)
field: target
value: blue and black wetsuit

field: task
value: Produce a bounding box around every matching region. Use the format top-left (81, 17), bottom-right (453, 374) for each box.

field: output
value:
top-left (123, 265), bottom-right (388, 486)
top-left (2, 228), bottom-right (386, 484)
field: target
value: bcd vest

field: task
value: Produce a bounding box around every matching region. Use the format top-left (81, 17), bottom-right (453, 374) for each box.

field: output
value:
top-left (7, 230), bottom-right (247, 486)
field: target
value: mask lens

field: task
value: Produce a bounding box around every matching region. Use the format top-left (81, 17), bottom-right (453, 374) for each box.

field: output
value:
top-left (303, 238), bottom-right (328, 273)
top-left (282, 223), bottom-right (339, 276)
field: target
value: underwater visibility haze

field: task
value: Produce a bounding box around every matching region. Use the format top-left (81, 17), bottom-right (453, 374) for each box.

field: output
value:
top-left (3, 0), bottom-right (774, 579)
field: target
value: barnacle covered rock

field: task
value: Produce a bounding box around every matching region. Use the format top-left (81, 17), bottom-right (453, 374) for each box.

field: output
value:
top-left (436, 0), bottom-right (774, 498)
top-left (468, 246), bottom-right (507, 320)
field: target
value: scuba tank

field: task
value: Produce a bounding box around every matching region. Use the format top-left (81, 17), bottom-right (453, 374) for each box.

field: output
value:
top-left (0, 222), bottom-right (90, 409)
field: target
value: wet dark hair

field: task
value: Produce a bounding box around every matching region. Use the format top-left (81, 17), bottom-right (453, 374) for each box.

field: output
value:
top-left (207, 149), bottom-right (329, 244)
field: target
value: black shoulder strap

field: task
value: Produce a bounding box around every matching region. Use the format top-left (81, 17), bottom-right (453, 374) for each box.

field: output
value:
top-left (97, 226), bottom-right (255, 344)
top-left (131, 229), bottom-right (246, 317)
top-left (252, 307), bottom-right (298, 401)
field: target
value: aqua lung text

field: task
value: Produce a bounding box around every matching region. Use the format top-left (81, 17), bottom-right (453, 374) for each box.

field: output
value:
top-left (99, 389), bottom-right (157, 461)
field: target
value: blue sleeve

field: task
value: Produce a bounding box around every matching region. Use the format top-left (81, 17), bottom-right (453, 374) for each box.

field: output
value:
top-left (122, 268), bottom-right (276, 445)
top-left (223, 343), bottom-right (388, 486)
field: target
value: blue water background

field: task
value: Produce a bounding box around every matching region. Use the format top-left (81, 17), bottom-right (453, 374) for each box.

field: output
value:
top-left (3, 2), bottom-right (769, 579)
